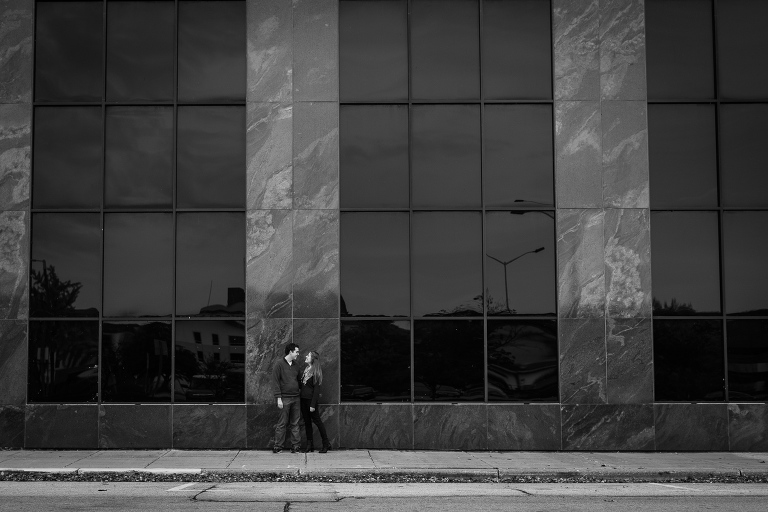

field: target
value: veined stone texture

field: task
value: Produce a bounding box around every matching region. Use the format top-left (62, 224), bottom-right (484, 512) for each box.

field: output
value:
top-left (728, 404), bottom-right (768, 451)
top-left (655, 404), bottom-right (728, 451)
top-left (605, 208), bottom-right (650, 318)
top-left (340, 404), bottom-right (413, 450)
top-left (599, 0), bottom-right (646, 100)
top-left (413, 404), bottom-right (487, 451)
top-left (172, 405), bottom-right (247, 449)
top-left (562, 404), bottom-right (654, 450)
top-left (0, 103), bottom-right (30, 210)
top-left (602, 100), bottom-right (649, 208)
top-left (293, 0), bottom-right (338, 101)
top-left (553, 0), bottom-right (599, 100)
top-left (555, 101), bottom-right (601, 208)
top-left (487, 404), bottom-right (562, 451)
top-left (247, 103), bottom-right (292, 209)
top-left (246, 209), bottom-right (292, 318)
top-left (293, 102), bottom-right (339, 210)
top-left (606, 317), bottom-right (652, 403)
top-left (558, 209), bottom-right (605, 318)
top-left (0, 210), bottom-right (27, 319)
top-left (0, 320), bottom-right (25, 404)
top-left (98, 405), bottom-right (172, 449)
top-left (0, 0), bottom-right (33, 103)
top-left (25, 405), bottom-right (99, 449)
top-left (246, 318), bottom-right (292, 403)
top-left (247, 0), bottom-right (292, 103)
top-left (560, 318), bottom-right (607, 404)
top-left (293, 209), bottom-right (338, 319)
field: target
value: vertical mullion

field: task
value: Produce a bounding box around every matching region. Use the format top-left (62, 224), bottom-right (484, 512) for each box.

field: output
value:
top-left (171, 0), bottom-right (180, 407)
top-left (407, 0), bottom-right (414, 406)
top-left (478, 0), bottom-right (487, 403)
top-left (98, 0), bottom-right (108, 407)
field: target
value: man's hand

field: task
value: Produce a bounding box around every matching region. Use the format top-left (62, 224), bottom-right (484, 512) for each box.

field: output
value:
top-left (310, 407), bottom-right (315, 412)
top-left (277, 398), bottom-right (283, 409)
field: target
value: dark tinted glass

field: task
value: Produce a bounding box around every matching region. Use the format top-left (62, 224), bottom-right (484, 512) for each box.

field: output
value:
top-left (414, 320), bottom-right (484, 401)
top-left (35, 1), bottom-right (103, 101)
top-left (723, 212), bottom-right (768, 316)
top-left (178, 1), bottom-right (246, 102)
top-left (101, 322), bottom-right (172, 402)
top-left (340, 320), bottom-right (411, 401)
top-left (177, 106), bottom-right (245, 208)
top-left (651, 212), bottom-right (721, 315)
top-left (176, 213), bottom-right (245, 317)
top-left (28, 321), bottom-right (99, 402)
top-left (485, 211), bottom-right (556, 315)
top-left (175, 320), bottom-right (245, 402)
top-left (719, 104), bottom-right (768, 207)
top-left (648, 104), bottom-right (718, 208)
top-left (653, 319), bottom-right (724, 401)
top-left (482, 0), bottom-right (552, 99)
top-left (340, 105), bottom-right (409, 208)
top-left (33, 107), bottom-right (102, 208)
top-left (31, 214), bottom-right (101, 317)
top-left (106, 1), bottom-right (175, 101)
top-left (412, 105), bottom-right (481, 207)
top-left (716, 0), bottom-right (768, 99)
top-left (645, 0), bottom-right (715, 99)
top-left (103, 214), bottom-right (173, 317)
top-left (483, 105), bottom-right (554, 207)
top-left (412, 212), bottom-right (482, 317)
top-left (340, 213), bottom-right (409, 317)
top-left (339, 0), bottom-right (408, 101)
top-left (487, 319), bottom-right (558, 401)
top-left (105, 107), bottom-right (173, 208)
top-left (411, 0), bottom-right (480, 100)
top-left (727, 320), bottom-right (768, 401)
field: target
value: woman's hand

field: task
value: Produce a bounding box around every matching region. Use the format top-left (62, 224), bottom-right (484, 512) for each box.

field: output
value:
top-left (310, 407), bottom-right (315, 412)
top-left (277, 398), bottom-right (283, 409)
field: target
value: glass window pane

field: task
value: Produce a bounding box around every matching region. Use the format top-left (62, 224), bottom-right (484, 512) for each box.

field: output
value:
top-left (28, 321), bottom-right (99, 403)
top-left (103, 214), bottom-right (173, 317)
top-left (487, 319), bottom-right (558, 401)
top-left (413, 212), bottom-right (482, 317)
top-left (651, 212), bottom-right (721, 315)
top-left (482, 0), bottom-right (552, 99)
top-left (177, 106), bottom-right (246, 208)
top-left (105, 107), bottom-right (174, 208)
top-left (648, 104), bottom-right (718, 208)
top-left (723, 212), bottom-right (768, 316)
top-left (340, 105), bottom-right (409, 208)
top-left (483, 105), bottom-right (554, 207)
top-left (174, 320), bottom-right (245, 403)
top-left (176, 213), bottom-right (245, 317)
top-left (727, 320), bottom-right (768, 401)
top-left (341, 213), bottom-right (409, 317)
top-left (339, 0), bottom-right (408, 101)
top-left (485, 211), bottom-right (556, 316)
top-left (106, 1), bottom-right (175, 101)
top-left (31, 214), bottom-right (101, 317)
top-left (412, 105), bottom-right (481, 207)
top-left (411, 0), bottom-right (480, 100)
top-left (33, 107), bottom-right (102, 209)
top-left (716, 0), bottom-right (768, 99)
top-left (653, 319), bottom-right (724, 401)
top-left (645, 0), bottom-right (715, 99)
top-left (719, 104), bottom-right (768, 207)
top-left (414, 320), bottom-right (484, 401)
top-left (35, 1), bottom-right (103, 102)
top-left (101, 322), bottom-right (172, 402)
top-left (341, 320), bottom-right (411, 402)
top-left (178, 0), bottom-right (246, 102)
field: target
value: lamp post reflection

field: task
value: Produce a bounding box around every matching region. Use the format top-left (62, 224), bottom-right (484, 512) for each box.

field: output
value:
top-left (486, 247), bottom-right (545, 314)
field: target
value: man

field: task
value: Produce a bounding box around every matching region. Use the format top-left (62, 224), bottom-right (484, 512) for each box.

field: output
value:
top-left (271, 343), bottom-right (301, 453)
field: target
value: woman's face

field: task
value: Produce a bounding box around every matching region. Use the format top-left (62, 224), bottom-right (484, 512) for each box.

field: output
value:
top-left (304, 353), bottom-right (311, 364)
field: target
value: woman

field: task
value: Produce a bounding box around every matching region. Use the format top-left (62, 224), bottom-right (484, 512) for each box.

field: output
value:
top-left (300, 351), bottom-right (331, 453)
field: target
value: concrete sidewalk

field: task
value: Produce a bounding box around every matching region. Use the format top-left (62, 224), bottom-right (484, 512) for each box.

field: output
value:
top-left (1, 450), bottom-right (767, 480)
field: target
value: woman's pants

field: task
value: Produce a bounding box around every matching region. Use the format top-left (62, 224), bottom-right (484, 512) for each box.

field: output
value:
top-left (300, 398), bottom-right (329, 445)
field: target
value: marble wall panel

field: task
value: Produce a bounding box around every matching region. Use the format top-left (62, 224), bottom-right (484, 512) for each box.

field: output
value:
top-left (413, 405), bottom-right (488, 451)
top-left (605, 208), bottom-right (651, 318)
top-left (555, 101), bottom-right (602, 208)
top-left (599, 0), bottom-right (646, 100)
top-left (293, 210), bottom-right (338, 318)
top-left (246, 209), bottom-right (293, 319)
top-left (293, 0), bottom-right (338, 101)
top-left (0, 404), bottom-right (24, 448)
top-left (317, 403), bottom-right (339, 449)
top-left (558, 209), bottom-right (605, 318)
top-left (247, 0), bottom-right (292, 103)
top-left (293, 318), bottom-right (339, 404)
top-left (0, 320), bottom-right (25, 404)
top-left (0, 210), bottom-right (27, 319)
top-left (0, 0), bottom-right (33, 103)
top-left (728, 404), bottom-right (768, 452)
top-left (293, 102), bottom-right (339, 210)
top-left (172, 405), bottom-right (247, 449)
top-left (606, 317), bottom-right (652, 403)
top-left (340, 404), bottom-right (413, 450)
top-left (602, 101), bottom-right (649, 208)
top-left (25, 405), bottom-right (98, 449)
top-left (0, 103), bottom-right (30, 210)
top-left (247, 103), bottom-right (292, 209)
top-left (246, 403), bottom-right (278, 449)
top-left (553, 0), bottom-right (600, 100)
top-left (246, 318), bottom-right (292, 403)
top-left (487, 404), bottom-right (561, 451)
top-left (655, 404), bottom-right (728, 451)
top-left (560, 318), bottom-right (607, 404)
top-left (99, 405), bottom-right (172, 449)
top-left (562, 404), bottom-right (654, 450)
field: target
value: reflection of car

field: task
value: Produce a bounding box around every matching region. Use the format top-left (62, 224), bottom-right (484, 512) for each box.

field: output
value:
top-left (341, 384), bottom-right (376, 401)
top-left (184, 375), bottom-right (218, 401)
top-left (413, 382), bottom-right (463, 401)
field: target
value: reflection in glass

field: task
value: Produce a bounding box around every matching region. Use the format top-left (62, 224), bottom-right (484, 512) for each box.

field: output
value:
top-left (411, 0), bottom-right (479, 100)
top-left (177, 106), bottom-right (246, 208)
top-left (413, 213), bottom-right (482, 317)
top-left (654, 319), bottom-right (724, 401)
top-left (340, 320), bottom-right (411, 402)
top-left (487, 320), bottom-right (558, 401)
top-left (33, 107), bottom-right (102, 208)
top-left (651, 212), bottom-right (721, 315)
top-left (178, 1), bottom-right (246, 102)
top-left (727, 320), bottom-right (768, 401)
top-left (483, 105), bottom-right (554, 207)
top-left (176, 213), bottom-right (245, 317)
top-left (101, 322), bottom-right (172, 402)
top-left (106, 1), bottom-right (175, 101)
top-left (414, 320), bottom-right (483, 401)
top-left (340, 213), bottom-right (409, 317)
top-left (103, 214), bottom-right (173, 317)
top-left (105, 107), bottom-right (173, 208)
top-left (719, 105), bottom-right (768, 207)
top-left (723, 212), bottom-right (768, 316)
top-left (412, 105), bottom-right (481, 207)
top-left (648, 104), bottom-right (718, 208)
top-left (485, 211), bottom-right (555, 316)
top-left (28, 321), bottom-right (99, 403)
top-left (716, 0), bottom-right (768, 99)
top-left (174, 320), bottom-right (245, 402)
top-left (31, 214), bottom-right (101, 317)
top-left (35, 1), bottom-right (103, 101)
top-left (340, 105), bottom-right (409, 208)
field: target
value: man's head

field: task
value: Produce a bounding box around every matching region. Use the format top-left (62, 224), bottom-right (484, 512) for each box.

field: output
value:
top-left (284, 343), bottom-right (300, 362)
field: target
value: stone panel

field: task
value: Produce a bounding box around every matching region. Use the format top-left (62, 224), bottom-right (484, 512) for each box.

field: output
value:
top-left (99, 405), bottom-right (172, 449)
top-left (602, 101), bottom-right (649, 208)
top-left (293, 102), bottom-right (339, 210)
top-left (0, 103), bottom-right (30, 210)
top-left (557, 209), bottom-right (605, 318)
top-left (606, 317), bottom-right (652, 403)
top-left (293, 210), bottom-right (338, 318)
top-left (0, 0), bottom-right (33, 103)
top-left (562, 404), bottom-right (654, 450)
top-left (317, 403), bottom-right (339, 449)
top-left (0, 210), bottom-right (27, 319)
top-left (413, 405), bottom-right (487, 451)
top-left (0, 404), bottom-right (24, 448)
top-left (0, 320), bottom-right (25, 404)
top-left (293, 0), bottom-right (338, 101)
top-left (246, 318), bottom-right (292, 403)
top-left (246, 102), bottom-right (292, 209)
top-left (599, 0), bottom-right (646, 100)
top-left (560, 318), bottom-right (606, 404)
top-left (246, 209), bottom-right (292, 319)
top-left (555, 101), bottom-right (601, 208)
top-left (655, 403), bottom-right (728, 451)
top-left (340, 404), bottom-right (413, 450)
top-left (553, 0), bottom-right (599, 100)
top-left (293, 318), bottom-right (339, 404)
top-left (172, 405), bottom-right (247, 449)
top-left (25, 405), bottom-right (98, 449)
top-left (605, 208), bottom-right (651, 317)
top-left (487, 404), bottom-right (561, 451)
top-left (246, 403), bottom-right (277, 449)
top-left (728, 404), bottom-right (768, 452)
top-left (246, 0), bottom-right (292, 103)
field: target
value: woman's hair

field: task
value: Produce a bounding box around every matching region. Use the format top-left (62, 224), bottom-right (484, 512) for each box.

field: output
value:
top-left (306, 351), bottom-right (323, 385)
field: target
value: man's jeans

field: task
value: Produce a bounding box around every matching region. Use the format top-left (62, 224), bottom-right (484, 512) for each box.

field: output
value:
top-left (274, 396), bottom-right (301, 449)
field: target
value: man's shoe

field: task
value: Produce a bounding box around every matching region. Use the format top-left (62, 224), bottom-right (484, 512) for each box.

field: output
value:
top-left (272, 446), bottom-right (283, 453)
top-left (290, 445), bottom-right (301, 453)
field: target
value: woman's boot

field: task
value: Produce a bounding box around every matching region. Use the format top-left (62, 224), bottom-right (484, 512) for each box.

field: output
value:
top-left (303, 441), bottom-right (314, 453)
top-left (319, 439), bottom-right (330, 453)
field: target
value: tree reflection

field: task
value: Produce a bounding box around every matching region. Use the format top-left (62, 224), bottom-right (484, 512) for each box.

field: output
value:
top-left (30, 262), bottom-right (93, 317)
